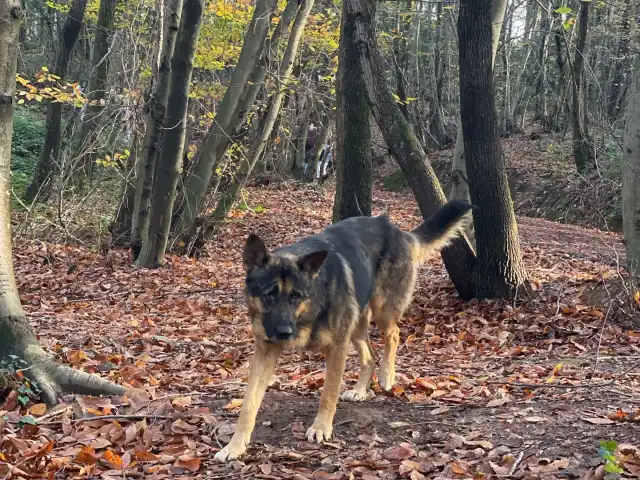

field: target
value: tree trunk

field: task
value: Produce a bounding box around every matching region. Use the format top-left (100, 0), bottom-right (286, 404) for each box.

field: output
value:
top-left (74, 0), bottom-right (118, 186)
top-left (172, 0), bottom-right (278, 238)
top-left (185, 0), bottom-right (315, 255)
top-left (622, 55), bottom-right (640, 275)
top-left (25, 0), bottom-right (88, 203)
top-left (607, 0), bottom-right (631, 120)
top-left (131, 0), bottom-right (182, 261)
top-left (109, 134), bottom-right (140, 246)
top-left (448, 0), bottom-right (507, 245)
top-left (136, 0), bottom-right (204, 268)
top-left (307, 115), bottom-right (331, 181)
top-left (0, 0), bottom-right (125, 406)
top-left (533, 1), bottom-right (551, 130)
top-left (428, 1), bottom-right (451, 150)
top-left (572, 0), bottom-right (594, 174)
top-left (344, 0), bottom-right (477, 300)
top-left (293, 92), bottom-right (314, 175)
top-left (458, 0), bottom-right (528, 299)
top-left (333, 0), bottom-right (372, 222)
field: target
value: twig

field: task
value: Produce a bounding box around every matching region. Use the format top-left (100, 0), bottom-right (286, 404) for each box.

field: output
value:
top-left (509, 451), bottom-right (525, 475)
top-left (487, 360), bottom-right (640, 389)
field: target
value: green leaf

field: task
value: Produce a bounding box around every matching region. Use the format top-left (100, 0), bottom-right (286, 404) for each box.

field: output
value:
top-left (254, 205), bottom-right (264, 213)
top-left (18, 395), bottom-right (29, 406)
top-left (600, 440), bottom-right (618, 453)
top-left (603, 462), bottom-right (623, 474)
top-left (555, 6), bottom-right (572, 14)
top-left (19, 415), bottom-right (37, 426)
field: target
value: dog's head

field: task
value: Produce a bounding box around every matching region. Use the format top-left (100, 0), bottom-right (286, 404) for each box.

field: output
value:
top-left (242, 234), bottom-right (327, 343)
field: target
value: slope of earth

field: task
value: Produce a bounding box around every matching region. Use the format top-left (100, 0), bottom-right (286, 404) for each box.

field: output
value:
top-left (1, 181), bottom-right (639, 479)
top-left (379, 133), bottom-right (623, 233)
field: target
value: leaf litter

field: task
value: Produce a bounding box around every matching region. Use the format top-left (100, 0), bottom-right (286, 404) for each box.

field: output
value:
top-left (1, 177), bottom-right (640, 479)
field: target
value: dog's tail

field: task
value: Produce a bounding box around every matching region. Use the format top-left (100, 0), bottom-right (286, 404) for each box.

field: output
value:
top-left (409, 200), bottom-right (475, 262)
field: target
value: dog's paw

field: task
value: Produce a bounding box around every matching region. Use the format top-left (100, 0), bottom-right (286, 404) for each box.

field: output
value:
top-left (378, 365), bottom-right (395, 391)
top-left (341, 388), bottom-right (375, 402)
top-left (306, 420), bottom-right (333, 443)
top-left (214, 442), bottom-right (246, 463)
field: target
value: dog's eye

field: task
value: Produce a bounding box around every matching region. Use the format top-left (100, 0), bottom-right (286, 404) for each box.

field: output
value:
top-left (290, 291), bottom-right (302, 301)
top-left (265, 286), bottom-right (279, 299)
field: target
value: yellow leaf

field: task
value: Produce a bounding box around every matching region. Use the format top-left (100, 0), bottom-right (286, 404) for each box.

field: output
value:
top-left (102, 449), bottom-right (124, 469)
top-left (223, 398), bottom-right (243, 410)
top-left (28, 403), bottom-right (47, 416)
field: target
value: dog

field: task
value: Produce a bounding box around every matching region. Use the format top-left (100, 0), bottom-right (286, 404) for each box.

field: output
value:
top-left (214, 200), bottom-right (474, 462)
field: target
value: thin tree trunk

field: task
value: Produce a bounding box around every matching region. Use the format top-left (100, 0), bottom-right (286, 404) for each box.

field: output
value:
top-left (533, 1), bottom-right (551, 129)
top-left (427, 1), bottom-right (451, 150)
top-left (622, 55), bottom-right (640, 275)
top-left (572, 0), bottom-right (594, 174)
top-left (172, 0), bottom-right (278, 238)
top-left (131, 0), bottom-right (182, 261)
top-left (0, 0), bottom-right (125, 406)
top-left (308, 115), bottom-right (331, 181)
top-left (25, 0), bottom-right (88, 203)
top-left (74, 0), bottom-right (118, 186)
top-left (448, 0), bottom-right (507, 245)
top-left (186, 0), bottom-right (316, 255)
top-left (333, 0), bottom-right (372, 222)
top-left (109, 134), bottom-right (140, 246)
top-left (136, 0), bottom-right (204, 268)
top-left (344, 0), bottom-right (477, 300)
top-left (293, 92), bottom-right (314, 175)
top-left (458, 0), bottom-right (528, 299)
top-left (607, 0), bottom-right (631, 120)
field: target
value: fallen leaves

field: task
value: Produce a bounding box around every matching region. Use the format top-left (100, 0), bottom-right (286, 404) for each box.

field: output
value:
top-left (2, 169), bottom-right (638, 480)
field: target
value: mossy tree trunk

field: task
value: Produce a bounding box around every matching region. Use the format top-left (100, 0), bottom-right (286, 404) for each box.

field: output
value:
top-left (458, 0), bottom-right (528, 299)
top-left (136, 0), bottom-right (204, 268)
top-left (130, 0), bottom-right (183, 261)
top-left (333, 0), bottom-right (372, 222)
top-left (622, 55), bottom-right (640, 275)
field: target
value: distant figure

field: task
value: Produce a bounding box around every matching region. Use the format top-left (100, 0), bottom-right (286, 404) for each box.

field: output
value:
top-left (305, 123), bottom-right (317, 153)
top-left (316, 144), bottom-right (332, 179)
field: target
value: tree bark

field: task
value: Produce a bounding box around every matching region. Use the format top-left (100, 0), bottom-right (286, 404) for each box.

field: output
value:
top-left (448, 0), bottom-right (507, 236)
top-left (622, 55), bottom-right (640, 275)
top-left (74, 0), bottom-right (118, 186)
top-left (607, 0), bottom-right (631, 120)
top-left (533, 1), bottom-right (551, 130)
top-left (131, 0), bottom-right (182, 261)
top-left (344, 0), bottom-right (476, 300)
top-left (458, 0), bottom-right (528, 299)
top-left (186, 0), bottom-right (315, 255)
top-left (333, 0), bottom-right (372, 222)
top-left (0, 0), bottom-right (125, 406)
top-left (25, 0), bottom-right (88, 204)
top-left (428, 0), bottom-right (451, 150)
top-left (571, 0), bottom-right (594, 174)
top-left (172, 0), bottom-right (278, 238)
top-left (307, 114), bottom-right (331, 181)
top-left (136, 0), bottom-right (204, 268)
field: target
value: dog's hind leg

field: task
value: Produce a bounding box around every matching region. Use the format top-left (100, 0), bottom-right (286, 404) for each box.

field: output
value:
top-left (214, 341), bottom-right (282, 462)
top-left (371, 297), bottom-right (405, 392)
top-left (341, 307), bottom-right (375, 402)
top-left (306, 341), bottom-right (349, 443)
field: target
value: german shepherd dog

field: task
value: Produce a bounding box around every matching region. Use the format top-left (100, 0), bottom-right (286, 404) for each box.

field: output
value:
top-left (214, 200), bottom-right (474, 462)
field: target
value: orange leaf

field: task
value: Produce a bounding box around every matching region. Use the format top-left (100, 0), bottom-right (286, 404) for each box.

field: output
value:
top-left (451, 461), bottom-right (468, 475)
top-left (134, 450), bottom-right (159, 462)
top-left (28, 403), bottom-right (47, 416)
top-left (74, 446), bottom-right (98, 465)
top-left (174, 455), bottom-right (201, 472)
top-left (223, 398), bottom-right (243, 410)
top-left (102, 449), bottom-right (124, 470)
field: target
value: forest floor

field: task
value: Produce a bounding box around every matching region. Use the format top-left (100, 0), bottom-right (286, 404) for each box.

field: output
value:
top-left (2, 137), bottom-right (640, 479)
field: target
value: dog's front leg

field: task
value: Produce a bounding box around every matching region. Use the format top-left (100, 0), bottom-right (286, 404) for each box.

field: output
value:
top-left (306, 343), bottom-right (348, 443)
top-left (214, 341), bottom-right (281, 462)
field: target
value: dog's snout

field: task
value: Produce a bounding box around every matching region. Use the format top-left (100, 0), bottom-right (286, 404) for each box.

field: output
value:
top-left (275, 323), bottom-right (293, 340)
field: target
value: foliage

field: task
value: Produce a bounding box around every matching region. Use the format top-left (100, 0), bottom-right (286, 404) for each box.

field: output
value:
top-left (598, 440), bottom-right (624, 477)
top-left (10, 108), bottom-right (45, 199)
top-left (16, 68), bottom-right (88, 108)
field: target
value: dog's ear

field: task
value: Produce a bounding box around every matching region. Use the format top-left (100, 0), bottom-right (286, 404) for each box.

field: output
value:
top-left (297, 250), bottom-right (328, 277)
top-left (244, 234), bottom-right (269, 272)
